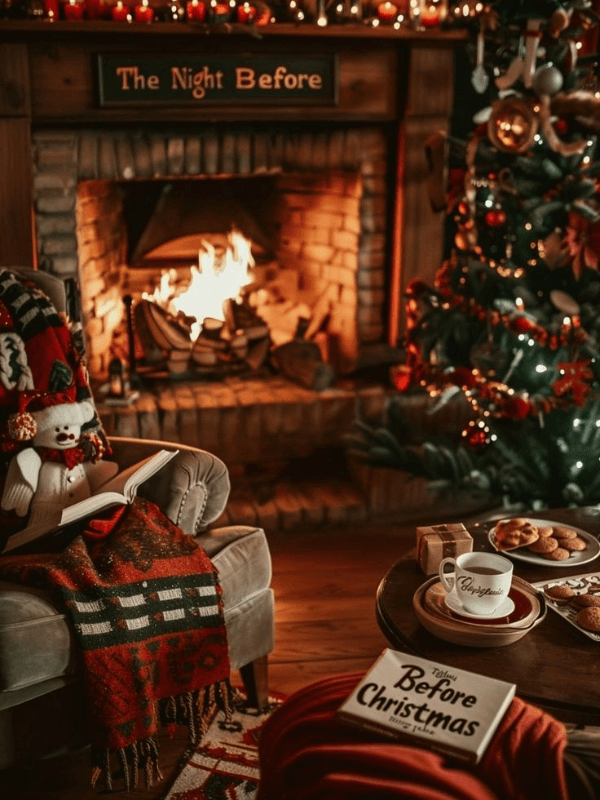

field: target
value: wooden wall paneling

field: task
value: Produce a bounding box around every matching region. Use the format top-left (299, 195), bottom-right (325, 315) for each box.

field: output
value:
top-left (0, 44), bottom-right (34, 268)
top-left (388, 45), bottom-right (455, 345)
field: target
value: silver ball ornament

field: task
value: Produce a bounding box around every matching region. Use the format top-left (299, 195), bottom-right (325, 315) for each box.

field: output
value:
top-left (532, 64), bottom-right (564, 96)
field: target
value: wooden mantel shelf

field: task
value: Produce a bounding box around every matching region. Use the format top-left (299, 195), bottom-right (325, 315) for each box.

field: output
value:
top-left (0, 19), bottom-right (467, 43)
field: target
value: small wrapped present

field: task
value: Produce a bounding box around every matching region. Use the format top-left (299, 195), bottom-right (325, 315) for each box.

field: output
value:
top-left (416, 522), bottom-right (473, 575)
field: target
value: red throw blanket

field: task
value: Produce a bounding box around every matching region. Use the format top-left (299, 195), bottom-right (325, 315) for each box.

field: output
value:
top-left (256, 673), bottom-right (569, 800)
top-left (0, 497), bottom-right (232, 790)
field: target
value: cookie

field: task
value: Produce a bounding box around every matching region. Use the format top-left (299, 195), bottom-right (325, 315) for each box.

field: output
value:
top-left (577, 607), bottom-right (600, 632)
top-left (570, 593), bottom-right (600, 609)
top-left (493, 518), bottom-right (539, 550)
top-left (542, 547), bottom-right (570, 561)
top-left (561, 537), bottom-right (588, 552)
top-left (544, 584), bottom-right (575, 604)
top-left (537, 525), bottom-right (554, 538)
top-left (552, 526), bottom-right (578, 540)
top-left (528, 537), bottom-right (558, 554)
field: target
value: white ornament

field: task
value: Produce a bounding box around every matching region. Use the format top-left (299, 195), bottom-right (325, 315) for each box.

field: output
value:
top-left (532, 64), bottom-right (564, 96)
top-left (549, 290), bottom-right (580, 316)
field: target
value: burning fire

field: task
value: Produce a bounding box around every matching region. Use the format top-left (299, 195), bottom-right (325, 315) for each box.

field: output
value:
top-left (143, 228), bottom-right (255, 341)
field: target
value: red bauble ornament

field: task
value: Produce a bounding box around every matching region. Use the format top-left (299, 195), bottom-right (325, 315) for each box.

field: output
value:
top-left (448, 368), bottom-right (478, 389)
top-left (392, 365), bottom-right (412, 392)
top-left (484, 209), bottom-right (507, 228)
top-left (509, 316), bottom-right (536, 334)
top-left (554, 118), bottom-right (568, 135)
top-left (462, 420), bottom-right (490, 449)
top-left (503, 396), bottom-right (531, 420)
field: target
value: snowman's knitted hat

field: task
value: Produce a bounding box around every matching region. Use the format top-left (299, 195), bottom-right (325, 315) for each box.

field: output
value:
top-left (7, 389), bottom-right (96, 443)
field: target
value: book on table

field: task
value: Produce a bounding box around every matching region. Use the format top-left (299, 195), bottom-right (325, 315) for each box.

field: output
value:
top-left (337, 648), bottom-right (516, 764)
top-left (2, 449), bottom-right (178, 554)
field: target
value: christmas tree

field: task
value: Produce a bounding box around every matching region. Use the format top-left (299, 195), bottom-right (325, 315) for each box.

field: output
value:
top-left (348, 0), bottom-right (600, 510)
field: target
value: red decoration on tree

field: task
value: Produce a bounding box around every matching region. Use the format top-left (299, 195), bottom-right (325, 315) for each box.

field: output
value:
top-left (565, 210), bottom-right (600, 277)
top-left (554, 118), bottom-right (568, 135)
top-left (484, 209), bottom-right (507, 227)
top-left (509, 316), bottom-right (537, 334)
top-left (462, 420), bottom-right (489, 449)
top-left (447, 367), bottom-right (478, 389)
top-left (552, 360), bottom-right (594, 405)
top-left (392, 365), bottom-right (412, 392)
top-left (503, 395), bottom-right (532, 420)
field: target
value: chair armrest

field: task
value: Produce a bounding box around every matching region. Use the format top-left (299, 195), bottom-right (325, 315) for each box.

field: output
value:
top-left (108, 437), bottom-right (230, 534)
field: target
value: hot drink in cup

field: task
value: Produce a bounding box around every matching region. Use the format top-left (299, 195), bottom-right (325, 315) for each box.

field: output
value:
top-left (438, 552), bottom-right (513, 615)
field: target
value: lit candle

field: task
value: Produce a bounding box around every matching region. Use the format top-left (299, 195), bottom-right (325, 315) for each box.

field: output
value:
top-left (376, 1), bottom-right (397, 22)
top-left (420, 2), bottom-right (440, 26)
top-left (133, 0), bottom-right (154, 21)
top-left (186, 0), bottom-right (205, 20)
top-left (63, 0), bottom-right (84, 19)
top-left (111, 0), bottom-right (130, 18)
top-left (210, 0), bottom-right (230, 21)
top-left (254, 3), bottom-right (271, 24)
top-left (236, 1), bottom-right (255, 22)
top-left (43, 0), bottom-right (59, 18)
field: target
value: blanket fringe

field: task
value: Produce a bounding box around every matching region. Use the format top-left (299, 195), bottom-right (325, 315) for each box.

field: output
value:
top-left (91, 677), bottom-right (234, 791)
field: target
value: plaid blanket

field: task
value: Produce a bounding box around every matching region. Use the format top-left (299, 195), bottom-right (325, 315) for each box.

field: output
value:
top-left (0, 497), bottom-right (232, 790)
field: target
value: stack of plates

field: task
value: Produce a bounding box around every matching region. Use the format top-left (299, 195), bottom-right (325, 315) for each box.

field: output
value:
top-left (413, 575), bottom-right (546, 647)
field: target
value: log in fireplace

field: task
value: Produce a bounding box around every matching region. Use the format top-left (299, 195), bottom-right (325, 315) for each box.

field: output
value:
top-left (0, 21), bottom-right (464, 526)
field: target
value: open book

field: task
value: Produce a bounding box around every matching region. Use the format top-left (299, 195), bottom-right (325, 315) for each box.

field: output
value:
top-left (2, 449), bottom-right (178, 554)
top-left (337, 648), bottom-right (516, 764)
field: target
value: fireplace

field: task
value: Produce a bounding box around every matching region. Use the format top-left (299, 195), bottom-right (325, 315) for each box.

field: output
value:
top-left (0, 23), bottom-right (462, 524)
top-left (52, 123), bottom-right (390, 383)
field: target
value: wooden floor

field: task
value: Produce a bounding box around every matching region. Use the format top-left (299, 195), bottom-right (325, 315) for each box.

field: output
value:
top-left (0, 515), bottom-right (424, 799)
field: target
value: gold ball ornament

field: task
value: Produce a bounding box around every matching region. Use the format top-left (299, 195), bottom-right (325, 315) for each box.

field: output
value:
top-left (487, 97), bottom-right (538, 154)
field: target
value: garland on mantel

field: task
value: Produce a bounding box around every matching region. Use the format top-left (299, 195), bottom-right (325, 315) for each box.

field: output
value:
top-left (4, 0), bottom-right (453, 30)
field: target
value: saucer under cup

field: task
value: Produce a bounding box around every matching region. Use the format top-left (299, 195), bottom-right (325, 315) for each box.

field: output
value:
top-left (438, 551), bottom-right (513, 616)
top-left (444, 590), bottom-right (515, 620)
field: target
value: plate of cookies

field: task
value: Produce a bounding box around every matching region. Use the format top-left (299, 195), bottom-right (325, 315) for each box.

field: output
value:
top-left (488, 517), bottom-right (600, 567)
top-left (532, 572), bottom-right (600, 641)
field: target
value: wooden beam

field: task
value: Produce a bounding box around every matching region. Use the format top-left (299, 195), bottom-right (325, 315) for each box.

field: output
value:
top-left (388, 45), bottom-right (455, 345)
top-left (0, 44), bottom-right (34, 268)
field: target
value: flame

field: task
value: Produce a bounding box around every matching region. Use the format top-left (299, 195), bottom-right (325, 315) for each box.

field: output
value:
top-left (143, 229), bottom-right (254, 341)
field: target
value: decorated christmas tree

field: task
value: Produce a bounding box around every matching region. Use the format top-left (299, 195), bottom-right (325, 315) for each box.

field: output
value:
top-left (348, 0), bottom-right (600, 510)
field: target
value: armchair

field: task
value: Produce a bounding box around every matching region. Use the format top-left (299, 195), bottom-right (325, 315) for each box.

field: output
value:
top-left (0, 269), bottom-right (275, 769)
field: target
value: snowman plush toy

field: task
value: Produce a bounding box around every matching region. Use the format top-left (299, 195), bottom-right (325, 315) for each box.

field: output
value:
top-left (1, 391), bottom-right (118, 530)
top-left (0, 268), bottom-right (117, 538)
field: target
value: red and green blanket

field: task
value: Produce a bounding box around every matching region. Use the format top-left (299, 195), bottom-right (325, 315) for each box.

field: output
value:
top-left (0, 497), bottom-right (232, 790)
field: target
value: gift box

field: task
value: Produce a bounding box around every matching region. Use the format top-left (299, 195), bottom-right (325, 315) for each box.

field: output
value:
top-left (416, 522), bottom-right (473, 575)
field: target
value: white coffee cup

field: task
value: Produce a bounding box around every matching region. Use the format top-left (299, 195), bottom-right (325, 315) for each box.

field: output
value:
top-left (438, 551), bottom-right (513, 616)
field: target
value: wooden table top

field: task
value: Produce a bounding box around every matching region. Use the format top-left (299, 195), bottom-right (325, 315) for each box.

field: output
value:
top-left (376, 508), bottom-right (600, 726)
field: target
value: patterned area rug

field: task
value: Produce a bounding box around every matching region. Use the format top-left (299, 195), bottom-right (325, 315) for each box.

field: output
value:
top-left (163, 690), bottom-right (285, 800)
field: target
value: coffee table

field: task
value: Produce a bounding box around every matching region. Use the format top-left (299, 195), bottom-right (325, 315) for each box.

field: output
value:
top-left (376, 508), bottom-right (600, 726)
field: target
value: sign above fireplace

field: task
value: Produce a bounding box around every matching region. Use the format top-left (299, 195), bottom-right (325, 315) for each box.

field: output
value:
top-left (96, 54), bottom-right (338, 107)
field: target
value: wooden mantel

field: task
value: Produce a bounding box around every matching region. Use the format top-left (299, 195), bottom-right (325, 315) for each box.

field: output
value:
top-left (0, 21), bottom-right (465, 344)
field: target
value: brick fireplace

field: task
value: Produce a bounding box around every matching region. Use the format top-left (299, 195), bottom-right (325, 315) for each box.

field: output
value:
top-left (0, 22), bottom-right (463, 528)
top-left (46, 124), bottom-right (389, 380)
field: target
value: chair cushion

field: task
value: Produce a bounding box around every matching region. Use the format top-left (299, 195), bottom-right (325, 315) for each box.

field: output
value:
top-left (0, 524), bottom-right (271, 697)
top-left (0, 583), bottom-right (77, 693)
top-left (197, 525), bottom-right (272, 609)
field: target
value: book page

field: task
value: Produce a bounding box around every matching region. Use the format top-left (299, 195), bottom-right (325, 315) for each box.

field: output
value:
top-left (93, 449), bottom-right (178, 502)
